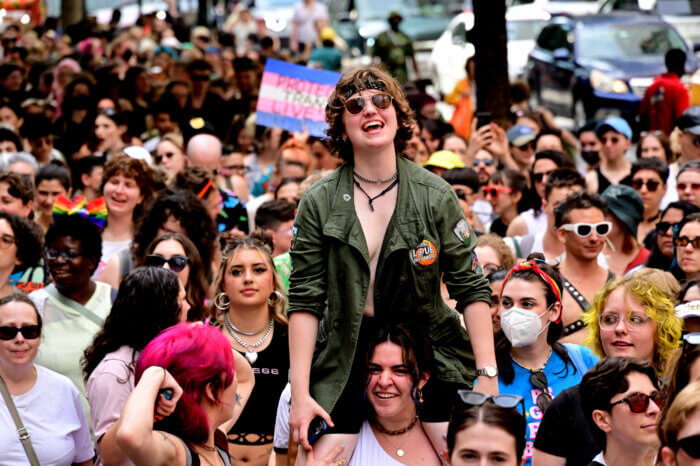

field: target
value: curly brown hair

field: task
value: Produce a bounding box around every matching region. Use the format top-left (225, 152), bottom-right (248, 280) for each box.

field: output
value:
top-left (325, 66), bottom-right (414, 161)
top-left (102, 155), bottom-right (159, 223)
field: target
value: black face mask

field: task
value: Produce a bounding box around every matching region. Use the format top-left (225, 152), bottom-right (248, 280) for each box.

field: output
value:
top-left (72, 94), bottom-right (91, 109)
top-left (581, 149), bottom-right (599, 166)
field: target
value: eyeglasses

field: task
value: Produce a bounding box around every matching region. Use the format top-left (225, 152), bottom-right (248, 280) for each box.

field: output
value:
top-left (533, 170), bottom-right (554, 183)
top-left (529, 370), bottom-right (553, 412)
top-left (482, 263), bottom-right (502, 275)
top-left (454, 188), bottom-right (474, 201)
top-left (631, 179), bottom-right (661, 192)
top-left (482, 186), bottom-right (513, 199)
top-left (678, 434), bottom-right (700, 459)
top-left (473, 158), bottom-right (495, 167)
top-left (517, 142), bottom-right (534, 151)
top-left (675, 236), bottom-right (700, 248)
top-left (344, 93), bottom-right (393, 114)
top-left (655, 221), bottom-right (676, 235)
top-left (0, 325), bottom-right (41, 340)
top-left (223, 164), bottom-right (247, 174)
top-left (190, 73), bottom-right (210, 82)
top-left (601, 136), bottom-right (621, 145)
top-left (0, 233), bottom-right (16, 248)
top-left (678, 182), bottom-right (700, 192)
top-left (609, 391), bottom-right (663, 413)
top-left (455, 390), bottom-right (525, 414)
top-left (598, 312), bottom-right (649, 332)
top-left (154, 152), bottom-right (176, 164)
top-left (560, 221), bottom-right (612, 238)
top-left (45, 247), bottom-right (81, 262)
top-left (145, 254), bottom-right (190, 273)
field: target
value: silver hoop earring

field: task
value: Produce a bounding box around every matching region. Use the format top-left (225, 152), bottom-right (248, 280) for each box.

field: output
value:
top-left (214, 292), bottom-right (230, 311)
top-left (268, 290), bottom-right (282, 306)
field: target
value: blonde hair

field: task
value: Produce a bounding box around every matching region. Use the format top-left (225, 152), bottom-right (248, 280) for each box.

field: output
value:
top-left (583, 271), bottom-right (683, 376)
top-left (211, 232), bottom-right (288, 327)
top-left (658, 381), bottom-right (700, 453)
top-left (159, 132), bottom-right (185, 152)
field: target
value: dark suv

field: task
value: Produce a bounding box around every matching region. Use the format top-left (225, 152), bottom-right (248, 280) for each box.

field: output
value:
top-left (526, 11), bottom-right (697, 128)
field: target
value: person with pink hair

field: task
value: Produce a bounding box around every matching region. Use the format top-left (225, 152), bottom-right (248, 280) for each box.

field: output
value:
top-left (116, 323), bottom-right (254, 465)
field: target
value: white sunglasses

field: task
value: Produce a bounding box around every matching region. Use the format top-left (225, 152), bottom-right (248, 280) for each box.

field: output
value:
top-left (561, 221), bottom-right (612, 238)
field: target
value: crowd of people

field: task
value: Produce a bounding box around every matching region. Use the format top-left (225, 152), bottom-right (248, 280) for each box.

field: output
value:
top-left (0, 6), bottom-right (699, 466)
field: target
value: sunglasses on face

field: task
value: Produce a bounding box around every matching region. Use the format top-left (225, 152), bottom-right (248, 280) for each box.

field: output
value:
top-left (154, 152), bottom-right (176, 164)
top-left (190, 74), bottom-right (210, 82)
top-left (601, 136), bottom-right (621, 145)
top-left (598, 312), bottom-right (649, 332)
top-left (456, 390), bottom-right (525, 414)
top-left (45, 247), bottom-right (81, 262)
top-left (560, 221), bottom-right (612, 238)
top-left (655, 221), bottom-right (677, 235)
top-left (530, 370), bottom-right (553, 412)
top-left (473, 158), bottom-right (495, 167)
top-left (344, 93), bottom-right (393, 115)
top-left (0, 233), bottom-right (15, 248)
top-left (678, 183), bottom-right (700, 192)
top-left (517, 142), bottom-right (534, 151)
top-left (0, 325), bottom-right (40, 340)
top-left (632, 179), bottom-right (661, 192)
top-left (678, 434), bottom-right (700, 459)
top-left (145, 254), bottom-right (190, 272)
top-left (482, 186), bottom-right (513, 199)
top-left (454, 188), bottom-right (474, 201)
top-left (533, 170), bottom-right (554, 183)
top-left (609, 391), bottom-right (663, 413)
top-left (675, 236), bottom-right (700, 248)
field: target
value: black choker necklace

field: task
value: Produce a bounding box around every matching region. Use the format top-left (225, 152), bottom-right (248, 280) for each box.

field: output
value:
top-left (353, 169), bottom-right (398, 184)
top-left (353, 175), bottom-right (398, 211)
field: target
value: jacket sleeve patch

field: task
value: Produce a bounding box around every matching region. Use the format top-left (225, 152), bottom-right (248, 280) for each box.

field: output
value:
top-left (453, 218), bottom-right (472, 245)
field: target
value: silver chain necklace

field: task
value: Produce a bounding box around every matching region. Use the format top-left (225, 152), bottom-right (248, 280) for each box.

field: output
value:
top-left (353, 169), bottom-right (398, 184)
top-left (226, 318), bottom-right (269, 336)
top-left (224, 314), bottom-right (273, 364)
top-left (511, 347), bottom-right (552, 372)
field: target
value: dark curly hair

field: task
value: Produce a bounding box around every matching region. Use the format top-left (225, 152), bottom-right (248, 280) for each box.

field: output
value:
top-left (45, 215), bottom-right (102, 274)
top-left (132, 189), bottom-right (217, 275)
top-left (325, 65), bottom-right (414, 161)
top-left (82, 266), bottom-right (182, 381)
top-left (145, 232), bottom-right (209, 322)
top-left (0, 211), bottom-right (43, 270)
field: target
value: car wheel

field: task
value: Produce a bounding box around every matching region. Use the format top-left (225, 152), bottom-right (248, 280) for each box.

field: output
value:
top-left (573, 99), bottom-right (588, 130)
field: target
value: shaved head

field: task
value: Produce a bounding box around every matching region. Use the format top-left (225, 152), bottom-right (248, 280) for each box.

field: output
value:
top-left (186, 134), bottom-right (222, 170)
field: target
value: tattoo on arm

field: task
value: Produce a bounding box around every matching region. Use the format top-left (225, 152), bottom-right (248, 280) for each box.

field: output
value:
top-left (235, 393), bottom-right (242, 406)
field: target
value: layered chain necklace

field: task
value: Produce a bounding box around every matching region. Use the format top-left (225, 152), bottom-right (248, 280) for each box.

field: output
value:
top-left (194, 444), bottom-right (222, 466)
top-left (369, 414), bottom-right (418, 457)
top-left (224, 314), bottom-right (273, 364)
top-left (352, 170), bottom-right (399, 212)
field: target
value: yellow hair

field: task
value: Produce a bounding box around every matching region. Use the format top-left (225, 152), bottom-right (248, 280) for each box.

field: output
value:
top-left (583, 271), bottom-right (683, 376)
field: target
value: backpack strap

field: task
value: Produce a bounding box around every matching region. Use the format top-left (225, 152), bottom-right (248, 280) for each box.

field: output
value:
top-left (43, 284), bottom-right (104, 327)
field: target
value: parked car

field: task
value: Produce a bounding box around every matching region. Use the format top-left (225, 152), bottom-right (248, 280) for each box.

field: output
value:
top-left (526, 12), bottom-right (697, 129)
top-left (507, 5), bottom-right (551, 80)
top-left (598, 0), bottom-right (700, 52)
top-left (508, 0), bottom-right (600, 15)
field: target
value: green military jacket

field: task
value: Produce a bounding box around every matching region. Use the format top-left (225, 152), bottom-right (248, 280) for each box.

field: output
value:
top-left (287, 156), bottom-right (491, 413)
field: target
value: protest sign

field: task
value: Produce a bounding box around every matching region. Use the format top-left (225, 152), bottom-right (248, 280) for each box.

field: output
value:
top-left (256, 59), bottom-right (341, 137)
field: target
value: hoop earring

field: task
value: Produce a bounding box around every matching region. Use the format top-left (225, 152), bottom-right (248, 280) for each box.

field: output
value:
top-left (268, 290), bottom-right (282, 306)
top-left (214, 292), bottom-right (230, 311)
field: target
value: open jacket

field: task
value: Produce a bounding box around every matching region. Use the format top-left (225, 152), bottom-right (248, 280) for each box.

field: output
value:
top-left (288, 156), bottom-right (491, 413)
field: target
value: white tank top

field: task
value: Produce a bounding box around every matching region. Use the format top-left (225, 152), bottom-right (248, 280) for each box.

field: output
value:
top-left (348, 421), bottom-right (405, 466)
top-left (520, 209), bottom-right (548, 235)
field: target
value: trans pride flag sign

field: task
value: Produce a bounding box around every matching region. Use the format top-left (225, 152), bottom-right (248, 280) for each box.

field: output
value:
top-left (256, 59), bottom-right (341, 137)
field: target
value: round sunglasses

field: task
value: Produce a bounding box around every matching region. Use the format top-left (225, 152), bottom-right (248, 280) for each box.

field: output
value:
top-left (0, 325), bottom-right (41, 341)
top-left (456, 390), bottom-right (525, 413)
top-left (145, 254), bottom-right (190, 273)
top-left (344, 93), bottom-right (393, 114)
top-left (560, 221), bottom-right (611, 238)
top-left (609, 391), bottom-right (663, 413)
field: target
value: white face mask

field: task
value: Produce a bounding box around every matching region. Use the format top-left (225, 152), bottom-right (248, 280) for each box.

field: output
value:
top-left (501, 305), bottom-right (552, 347)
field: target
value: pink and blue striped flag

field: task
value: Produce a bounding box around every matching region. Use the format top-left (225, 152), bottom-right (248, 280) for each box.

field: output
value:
top-left (256, 59), bottom-right (341, 137)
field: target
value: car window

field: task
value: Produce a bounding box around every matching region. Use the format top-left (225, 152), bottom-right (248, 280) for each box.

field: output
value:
top-left (655, 0), bottom-right (700, 15)
top-left (577, 21), bottom-right (688, 59)
top-left (536, 24), bottom-right (571, 51)
top-left (507, 19), bottom-right (547, 41)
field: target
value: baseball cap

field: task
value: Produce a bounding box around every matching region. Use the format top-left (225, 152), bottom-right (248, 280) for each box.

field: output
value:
top-left (507, 124), bottom-right (536, 147)
top-left (678, 106), bottom-right (700, 136)
top-left (601, 184), bottom-right (643, 238)
top-left (422, 150), bottom-right (465, 170)
top-left (320, 27), bottom-right (335, 42)
top-left (595, 116), bottom-right (632, 140)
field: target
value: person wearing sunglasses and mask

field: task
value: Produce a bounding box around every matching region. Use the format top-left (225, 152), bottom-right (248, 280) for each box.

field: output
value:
top-left (585, 117), bottom-right (633, 195)
top-left (601, 185), bottom-right (650, 277)
top-left (554, 192), bottom-right (614, 345)
top-left (674, 213), bottom-right (700, 282)
top-left (446, 391), bottom-right (527, 466)
top-left (659, 381), bottom-right (700, 466)
top-left (533, 270), bottom-right (682, 466)
top-left (630, 158), bottom-right (668, 245)
top-left (645, 201), bottom-right (699, 271)
top-left (288, 66), bottom-right (495, 465)
top-left (485, 169), bottom-right (527, 237)
top-left (0, 292), bottom-right (94, 465)
top-left (580, 357), bottom-right (663, 466)
top-left (495, 254), bottom-right (598, 466)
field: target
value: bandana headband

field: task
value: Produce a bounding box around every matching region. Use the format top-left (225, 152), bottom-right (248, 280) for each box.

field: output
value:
top-left (341, 76), bottom-right (386, 100)
top-left (500, 260), bottom-right (562, 323)
top-left (52, 194), bottom-right (107, 230)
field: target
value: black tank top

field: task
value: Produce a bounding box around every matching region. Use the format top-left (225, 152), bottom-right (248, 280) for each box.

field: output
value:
top-left (228, 321), bottom-right (289, 441)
